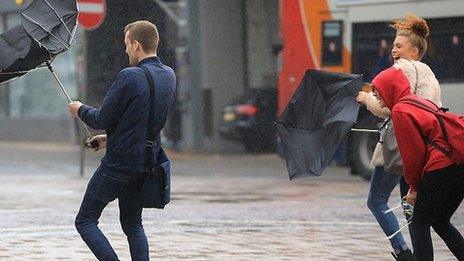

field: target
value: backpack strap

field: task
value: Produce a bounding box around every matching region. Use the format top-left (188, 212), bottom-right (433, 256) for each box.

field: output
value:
top-left (400, 98), bottom-right (439, 113)
top-left (400, 98), bottom-right (452, 157)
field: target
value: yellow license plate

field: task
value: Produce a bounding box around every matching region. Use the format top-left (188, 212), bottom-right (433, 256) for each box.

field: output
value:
top-left (223, 112), bottom-right (236, 121)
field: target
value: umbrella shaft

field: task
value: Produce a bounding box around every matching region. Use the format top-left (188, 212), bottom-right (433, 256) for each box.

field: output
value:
top-left (50, 69), bottom-right (72, 102)
top-left (47, 63), bottom-right (93, 138)
top-left (79, 119), bottom-right (93, 138)
top-left (350, 128), bottom-right (378, 133)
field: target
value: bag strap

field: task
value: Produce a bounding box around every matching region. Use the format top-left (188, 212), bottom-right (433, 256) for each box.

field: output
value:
top-left (405, 59), bottom-right (419, 94)
top-left (400, 98), bottom-right (452, 157)
top-left (400, 97), bottom-right (439, 113)
top-left (378, 117), bottom-right (391, 130)
top-left (141, 66), bottom-right (157, 174)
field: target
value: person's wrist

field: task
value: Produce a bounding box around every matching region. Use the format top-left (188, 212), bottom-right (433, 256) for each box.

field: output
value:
top-left (77, 104), bottom-right (84, 117)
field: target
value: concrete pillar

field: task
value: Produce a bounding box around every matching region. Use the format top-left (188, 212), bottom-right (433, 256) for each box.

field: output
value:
top-left (246, 0), bottom-right (279, 88)
top-left (201, 0), bottom-right (247, 150)
top-left (183, 0), bottom-right (247, 151)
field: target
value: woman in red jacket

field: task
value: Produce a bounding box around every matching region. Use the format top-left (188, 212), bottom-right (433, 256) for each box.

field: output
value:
top-left (372, 67), bottom-right (464, 260)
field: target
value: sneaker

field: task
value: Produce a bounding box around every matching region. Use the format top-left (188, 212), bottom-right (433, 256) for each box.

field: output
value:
top-left (391, 249), bottom-right (415, 261)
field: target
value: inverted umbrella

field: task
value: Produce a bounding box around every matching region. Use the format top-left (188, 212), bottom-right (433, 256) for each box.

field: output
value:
top-left (21, 0), bottom-right (77, 54)
top-left (0, 25), bottom-right (50, 83)
top-left (277, 69), bottom-right (363, 179)
top-left (0, 0), bottom-right (91, 137)
top-left (0, 0), bottom-right (77, 84)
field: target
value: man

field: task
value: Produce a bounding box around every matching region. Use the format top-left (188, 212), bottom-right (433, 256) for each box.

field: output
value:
top-left (68, 20), bottom-right (176, 260)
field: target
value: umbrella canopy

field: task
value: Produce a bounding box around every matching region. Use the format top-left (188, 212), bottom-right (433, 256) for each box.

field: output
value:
top-left (21, 0), bottom-right (78, 54)
top-left (277, 69), bottom-right (362, 179)
top-left (0, 26), bottom-right (50, 84)
top-left (0, 0), bottom-right (78, 84)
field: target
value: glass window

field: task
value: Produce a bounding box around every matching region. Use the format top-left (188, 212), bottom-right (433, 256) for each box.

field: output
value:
top-left (351, 22), bottom-right (394, 81)
top-left (422, 17), bottom-right (464, 82)
top-left (352, 17), bottom-right (464, 83)
top-left (322, 21), bottom-right (343, 66)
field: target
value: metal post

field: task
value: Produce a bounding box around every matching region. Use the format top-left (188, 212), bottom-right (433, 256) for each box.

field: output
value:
top-left (187, 0), bottom-right (204, 149)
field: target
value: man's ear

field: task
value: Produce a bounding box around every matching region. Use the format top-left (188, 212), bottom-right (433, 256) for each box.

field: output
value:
top-left (133, 40), bottom-right (140, 51)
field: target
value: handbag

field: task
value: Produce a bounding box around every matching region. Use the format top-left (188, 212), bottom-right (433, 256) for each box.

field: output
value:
top-left (381, 119), bottom-right (403, 175)
top-left (379, 59), bottom-right (420, 175)
top-left (140, 66), bottom-right (171, 209)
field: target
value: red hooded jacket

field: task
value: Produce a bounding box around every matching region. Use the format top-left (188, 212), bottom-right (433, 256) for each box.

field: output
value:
top-left (372, 67), bottom-right (454, 191)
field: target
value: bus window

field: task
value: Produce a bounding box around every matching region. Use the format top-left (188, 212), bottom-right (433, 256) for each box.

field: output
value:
top-left (352, 17), bottom-right (464, 83)
top-left (322, 21), bottom-right (343, 66)
top-left (422, 17), bottom-right (464, 82)
top-left (351, 22), bottom-right (394, 81)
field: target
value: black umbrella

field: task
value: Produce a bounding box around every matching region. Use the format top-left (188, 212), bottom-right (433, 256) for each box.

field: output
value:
top-left (0, 25), bottom-right (51, 83)
top-left (0, 0), bottom-right (77, 87)
top-left (0, 0), bottom-right (91, 137)
top-left (21, 0), bottom-right (77, 54)
top-left (277, 69), bottom-right (363, 179)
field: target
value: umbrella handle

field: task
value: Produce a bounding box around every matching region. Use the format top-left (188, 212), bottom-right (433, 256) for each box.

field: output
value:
top-left (46, 62), bottom-right (93, 138)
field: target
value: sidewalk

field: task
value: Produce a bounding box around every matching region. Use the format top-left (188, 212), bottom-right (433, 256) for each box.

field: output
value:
top-left (0, 142), bottom-right (462, 260)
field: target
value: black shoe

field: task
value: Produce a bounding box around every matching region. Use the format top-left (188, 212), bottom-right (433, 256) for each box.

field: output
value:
top-left (391, 249), bottom-right (415, 261)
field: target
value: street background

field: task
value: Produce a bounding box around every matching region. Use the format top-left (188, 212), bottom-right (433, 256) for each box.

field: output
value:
top-left (0, 142), bottom-right (462, 260)
top-left (1, 1), bottom-right (464, 260)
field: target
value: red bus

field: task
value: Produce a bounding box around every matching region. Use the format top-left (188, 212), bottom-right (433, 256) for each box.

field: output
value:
top-left (279, 0), bottom-right (464, 179)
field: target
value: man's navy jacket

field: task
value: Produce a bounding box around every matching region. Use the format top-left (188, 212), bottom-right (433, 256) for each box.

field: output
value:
top-left (79, 56), bottom-right (176, 174)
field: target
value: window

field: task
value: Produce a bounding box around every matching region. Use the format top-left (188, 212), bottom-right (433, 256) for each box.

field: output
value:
top-left (322, 21), bottom-right (343, 66)
top-left (351, 22), bottom-right (394, 81)
top-left (422, 17), bottom-right (464, 82)
top-left (352, 17), bottom-right (464, 82)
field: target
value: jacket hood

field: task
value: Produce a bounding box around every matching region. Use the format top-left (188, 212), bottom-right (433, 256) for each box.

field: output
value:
top-left (372, 67), bottom-right (411, 110)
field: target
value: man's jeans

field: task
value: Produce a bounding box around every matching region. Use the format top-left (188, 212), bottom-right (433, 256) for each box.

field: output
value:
top-left (367, 166), bottom-right (408, 254)
top-left (75, 167), bottom-right (149, 261)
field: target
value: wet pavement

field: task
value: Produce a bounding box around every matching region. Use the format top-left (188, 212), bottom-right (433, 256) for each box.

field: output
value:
top-left (0, 142), bottom-right (462, 260)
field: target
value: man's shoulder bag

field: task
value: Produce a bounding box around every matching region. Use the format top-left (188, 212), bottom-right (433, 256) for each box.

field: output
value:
top-left (140, 66), bottom-right (171, 209)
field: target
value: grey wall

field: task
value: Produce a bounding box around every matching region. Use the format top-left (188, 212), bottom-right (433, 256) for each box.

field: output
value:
top-left (201, 0), bottom-right (247, 150)
top-left (246, 0), bottom-right (279, 88)
top-left (181, 0), bottom-right (280, 151)
top-left (183, 0), bottom-right (247, 151)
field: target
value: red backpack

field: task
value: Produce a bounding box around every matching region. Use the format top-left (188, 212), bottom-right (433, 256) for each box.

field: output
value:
top-left (400, 97), bottom-right (464, 165)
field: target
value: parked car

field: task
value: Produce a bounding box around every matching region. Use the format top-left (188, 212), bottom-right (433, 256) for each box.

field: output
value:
top-left (220, 88), bottom-right (277, 152)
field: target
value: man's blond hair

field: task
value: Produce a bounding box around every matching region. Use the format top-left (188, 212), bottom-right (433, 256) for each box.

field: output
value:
top-left (124, 20), bottom-right (159, 53)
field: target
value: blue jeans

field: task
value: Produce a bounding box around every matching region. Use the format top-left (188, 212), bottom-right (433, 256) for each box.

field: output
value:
top-left (367, 166), bottom-right (408, 253)
top-left (75, 167), bottom-right (149, 261)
